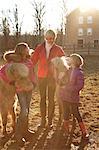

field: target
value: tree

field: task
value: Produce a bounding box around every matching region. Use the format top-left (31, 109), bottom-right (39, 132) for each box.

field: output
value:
top-left (0, 10), bottom-right (10, 51)
top-left (60, 0), bottom-right (68, 47)
top-left (8, 4), bottom-right (24, 43)
top-left (31, 0), bottom-right (45, 43)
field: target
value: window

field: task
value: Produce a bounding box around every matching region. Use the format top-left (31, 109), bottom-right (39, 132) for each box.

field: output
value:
top-left (87, 16), bottom-right (93, 24)
top-left (87, 28), bottom-right (92, 35)
top-left (77, 39), bottom-right (83, 48)
top-left (79, 16), bottom-right (83, 24)
top-left (94, 40), bottom-right (98, 48)
top-left (78, 28), bottom-right (83, 36)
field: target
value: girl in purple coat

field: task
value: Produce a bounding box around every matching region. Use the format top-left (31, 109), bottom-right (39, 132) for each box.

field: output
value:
top-left (60, 53), bottom-right (89, 141)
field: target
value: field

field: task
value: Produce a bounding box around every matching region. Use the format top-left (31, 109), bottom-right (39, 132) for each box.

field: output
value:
top-left (0, 55), bottom-right (99, 150)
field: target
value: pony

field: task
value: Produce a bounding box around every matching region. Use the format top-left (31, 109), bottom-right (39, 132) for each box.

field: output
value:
top-left (0, 63), bottom-right (33, 136)
top-left (51, 56), bottom-right (70, 122)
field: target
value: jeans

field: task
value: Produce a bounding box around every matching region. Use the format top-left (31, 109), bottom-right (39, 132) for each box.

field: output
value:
top-left (15, 90), bottom-right (32, 139)
top-left (38, 77), bottom-right (56, 125)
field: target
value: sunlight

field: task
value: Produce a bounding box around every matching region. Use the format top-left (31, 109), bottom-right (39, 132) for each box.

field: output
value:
top-left (0, 0), bottom-right (99, 33)
top-left (78, 0), bottom-right (99, 12)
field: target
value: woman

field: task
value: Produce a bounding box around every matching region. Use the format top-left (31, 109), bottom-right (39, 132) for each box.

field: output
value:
top-left (31, 30), bottom-right (65, 128)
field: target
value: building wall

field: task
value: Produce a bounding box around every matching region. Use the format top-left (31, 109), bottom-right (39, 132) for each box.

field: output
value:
top-left (66, 8), bottom-right (99, 47)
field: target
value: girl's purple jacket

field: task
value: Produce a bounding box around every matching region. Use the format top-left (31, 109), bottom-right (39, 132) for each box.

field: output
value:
top-left (60, 68), bottom-right (84, 103)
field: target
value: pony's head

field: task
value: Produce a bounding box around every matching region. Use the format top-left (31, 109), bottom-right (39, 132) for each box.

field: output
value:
top-left (51, 56), bottom-right (69, 72)
top-left (6, 63), bottom-right (29, 81)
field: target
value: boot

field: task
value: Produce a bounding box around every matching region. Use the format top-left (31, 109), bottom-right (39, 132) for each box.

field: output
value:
top-left (38, 118), bottom-right (46, 128)
top-left (3, 124), bottom-right (7, 136)
top-left (23, 129), bottom-right (35, 141)
top-left (79, 122), bottom-right (87, 136)
top-left (47, 119), bottom-right (53, 129)
top-left (79, 122), bottom-right (89, 142)
top-left (63, 120), bottom-right (69, 136)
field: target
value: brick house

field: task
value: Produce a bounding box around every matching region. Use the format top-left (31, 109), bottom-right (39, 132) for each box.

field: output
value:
top-left (66, 8), bottom-right (99, 48)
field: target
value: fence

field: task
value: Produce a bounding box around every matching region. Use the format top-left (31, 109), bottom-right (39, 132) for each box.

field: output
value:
top-left (63, 43), bottom-right (99, 55)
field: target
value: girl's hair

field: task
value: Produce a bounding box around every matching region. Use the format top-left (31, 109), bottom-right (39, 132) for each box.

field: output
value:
top-left (70, 53), bottom-right (84, 67)
top-left (14, 42), bottom-right (29, 56)
top-left (3, 42), bottom-right (30, 62)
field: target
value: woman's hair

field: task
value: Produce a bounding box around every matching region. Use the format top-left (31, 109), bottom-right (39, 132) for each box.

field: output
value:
top-left (44, 30), bottom-right (56, 39)
top-left (70, 53), bottom-right (84, 67)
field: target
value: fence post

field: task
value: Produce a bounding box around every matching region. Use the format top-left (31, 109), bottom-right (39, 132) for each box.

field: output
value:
top-left (73, 44), bottom-right (75, 53)
top-left (87, 42), bottom-right (90, 55)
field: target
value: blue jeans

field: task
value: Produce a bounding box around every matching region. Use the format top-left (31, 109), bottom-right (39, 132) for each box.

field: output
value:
top-left (15, 90), bottom-right (32, 139)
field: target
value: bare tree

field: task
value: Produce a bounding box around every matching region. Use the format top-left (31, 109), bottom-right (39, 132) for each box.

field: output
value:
top-left (31, 0), bottom-right (45, 43)
top-left (8, 4), bottom-right (24, 43)
top-left (0, 10), bottom-right (10, 51)
top-left (60, 0), bottom-right (68, 47)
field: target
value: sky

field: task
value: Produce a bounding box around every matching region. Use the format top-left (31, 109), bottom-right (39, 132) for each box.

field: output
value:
top-left (0, 0), bottom-right (99, 34)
